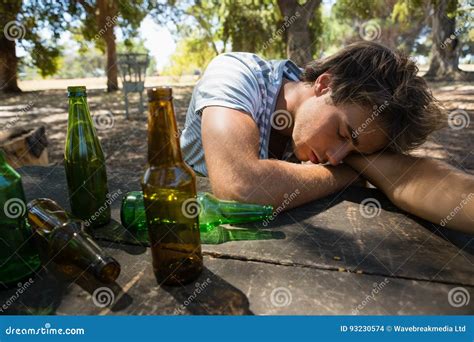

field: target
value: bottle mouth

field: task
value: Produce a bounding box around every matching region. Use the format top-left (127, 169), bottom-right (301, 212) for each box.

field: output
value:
top-left (67, 86), bottom-right (87, 97)
top-left (92, 257), bottom-right (121, 283)
top-left (147, 87), bottom-right (172, 101)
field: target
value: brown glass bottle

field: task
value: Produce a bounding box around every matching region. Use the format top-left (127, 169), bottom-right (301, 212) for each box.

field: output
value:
top-left (27, 198), bottom-right (120, 283)
top-left (141, 87), bottom-right (203, 285)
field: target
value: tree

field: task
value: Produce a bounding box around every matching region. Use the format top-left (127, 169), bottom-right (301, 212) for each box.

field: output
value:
top-left (0, 0), bottom-right (66, 93)
top-left (277, 0), bottom-right (321, 66)
top-left (333, 0), bottom-right (428, 52)
top-left (156, 0), bottom-right (285, 75)
top-left (424, 0), bottom-right (472, 80)
top-left (71, 0), bottom-right (150, 92)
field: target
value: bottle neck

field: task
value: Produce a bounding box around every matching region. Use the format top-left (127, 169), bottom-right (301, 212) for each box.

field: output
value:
top-left (200, 193), bottom-right (273, 221)
top-left (27, 199), bottom-right (71, 236)
top-left (67, 96), bottom-right (94, 129)
top-left (147, 98), bottom-right (183, 166)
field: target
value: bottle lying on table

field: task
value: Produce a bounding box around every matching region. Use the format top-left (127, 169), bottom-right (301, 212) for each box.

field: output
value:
top-left (27, 198), bottom-right (120, 284)
top-left (0, 151), bottom-right (41, 286)
top-left (64, 86), bottom-right (110, 228)
top-left (121, 191), bottom-right (274, 232)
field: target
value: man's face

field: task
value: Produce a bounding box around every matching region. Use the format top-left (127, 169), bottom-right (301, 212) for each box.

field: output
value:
top-left (292, 93), bottom-right (389, 165)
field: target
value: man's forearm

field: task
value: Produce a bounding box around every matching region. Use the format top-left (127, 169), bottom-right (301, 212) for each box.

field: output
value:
top-left (219, 159), bottom-right (361, 210)
top-left (344, 152), bottom-right (474, 234)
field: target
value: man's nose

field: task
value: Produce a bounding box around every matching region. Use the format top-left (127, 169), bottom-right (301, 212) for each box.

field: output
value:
top-left (326, 142), bottom-right (351, 166)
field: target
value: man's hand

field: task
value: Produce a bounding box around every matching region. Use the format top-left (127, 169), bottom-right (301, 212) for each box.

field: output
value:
top-left (201, 106), bottom-right (363, 210)
top-left (344, 152), bottom-right (474, 235)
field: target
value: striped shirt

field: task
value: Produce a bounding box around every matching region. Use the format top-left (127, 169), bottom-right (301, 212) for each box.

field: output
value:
top-left (180, 52), bottom-right (302, 177)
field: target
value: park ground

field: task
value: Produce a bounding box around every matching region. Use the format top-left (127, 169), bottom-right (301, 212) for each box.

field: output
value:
top-left (0, 74), bottom-right (473, 176)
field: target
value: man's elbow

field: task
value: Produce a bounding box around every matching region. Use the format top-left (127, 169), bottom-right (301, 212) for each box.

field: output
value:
top-left (209, 164), bottom-right (263, 203)
top-left (212, 178), bottom-right (256, 203)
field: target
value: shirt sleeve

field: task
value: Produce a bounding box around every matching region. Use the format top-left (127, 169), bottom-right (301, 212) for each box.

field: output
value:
top-left (194, 54), bottom-right (261, 117)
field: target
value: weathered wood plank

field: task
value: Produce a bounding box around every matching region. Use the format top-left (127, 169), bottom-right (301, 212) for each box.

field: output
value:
top-left (1, 242), bottom-right (471, 315)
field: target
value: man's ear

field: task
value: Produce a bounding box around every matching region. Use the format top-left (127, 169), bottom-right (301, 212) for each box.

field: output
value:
top-left (313, 73), bottom-right (332, 96)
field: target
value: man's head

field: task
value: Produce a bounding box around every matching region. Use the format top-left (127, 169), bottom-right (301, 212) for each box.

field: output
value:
top-left (291, 41), bottom-right (444, 165)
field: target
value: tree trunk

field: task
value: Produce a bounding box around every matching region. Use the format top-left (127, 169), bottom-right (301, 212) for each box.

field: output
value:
top-left (97, 0), bottom-right (119, 92)
top-left (424, 0), bottom-right (469, 81)
top-left (277, 0), bottom-right (321, 67)
top-left (0, 1), bottom-right (22, 93)
top-left (0, 37), bottom-right (21, 93)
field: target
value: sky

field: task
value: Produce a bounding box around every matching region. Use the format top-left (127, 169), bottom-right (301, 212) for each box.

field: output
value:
top-left (134, 16), bottom-right (176, 71)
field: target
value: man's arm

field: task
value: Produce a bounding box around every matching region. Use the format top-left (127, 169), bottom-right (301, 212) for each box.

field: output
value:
top-left (344, 152), bottom-right (474, 235)
top-left (201, 106), bottom-right (362, 210)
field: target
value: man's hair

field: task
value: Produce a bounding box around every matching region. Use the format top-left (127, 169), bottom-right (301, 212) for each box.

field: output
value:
top-left (301, 41), bottom-right (445, 153)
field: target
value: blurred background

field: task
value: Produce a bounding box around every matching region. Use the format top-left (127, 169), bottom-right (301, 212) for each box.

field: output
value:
top-left (0, 0), bottom-right (472, 174)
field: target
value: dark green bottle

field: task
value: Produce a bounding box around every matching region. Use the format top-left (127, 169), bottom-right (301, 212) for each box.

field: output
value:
top-left (121, 191), bottom-right (273, 232)
top-left (0, 151), bottom-right (41, 286)
top-left (64, 86), bottom-right (110, 228)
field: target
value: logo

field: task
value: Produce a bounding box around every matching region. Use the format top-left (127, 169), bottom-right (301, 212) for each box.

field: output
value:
top-left (92, 287), bottom-right (115, 308)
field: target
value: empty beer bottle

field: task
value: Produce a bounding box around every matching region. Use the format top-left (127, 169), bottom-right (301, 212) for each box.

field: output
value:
top-left (201, 225), bottom-right (284, 244)
top-left (64, 86), bottom-right (110, 228)
top-left (27, 198), bottom-right (120, 283)
top-left (0, 151), bottom-right (41, 286)
top-left (142, 87), bottom-right (202, 285)
top-left (121, 191), bottom-right (273, 232)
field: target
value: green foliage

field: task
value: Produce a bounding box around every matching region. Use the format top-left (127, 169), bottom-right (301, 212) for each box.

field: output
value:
top-left (69, 0), bottom-right (153, 52)
top-left (160, 0), bottom-right (290, 74)
top-left (0, 0), bottom-right (69, 77)
top-left (161, 35), bottom-right (216, 75)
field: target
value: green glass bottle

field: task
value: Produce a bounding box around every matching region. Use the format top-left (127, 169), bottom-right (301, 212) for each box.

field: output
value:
top-left (142, 87), bottom-right (202, 285)
top-left (64, 86), bottom-right (110, 228)
top-left (200, 225), bottom-right (284, 244)
top-left (121, 191), bottom-right (273, 232)
top-left (27, 198), bottom-right (120, 284)
top-left (0, 151), bottom-right (41, 286)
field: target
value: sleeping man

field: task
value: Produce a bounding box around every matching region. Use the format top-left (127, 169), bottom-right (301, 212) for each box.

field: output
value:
top-left (180, 41), bottom-right (473, 235)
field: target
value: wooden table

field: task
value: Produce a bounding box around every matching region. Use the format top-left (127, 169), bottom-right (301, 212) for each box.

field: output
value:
top-left (1, 165), bottom-right (473, 315)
